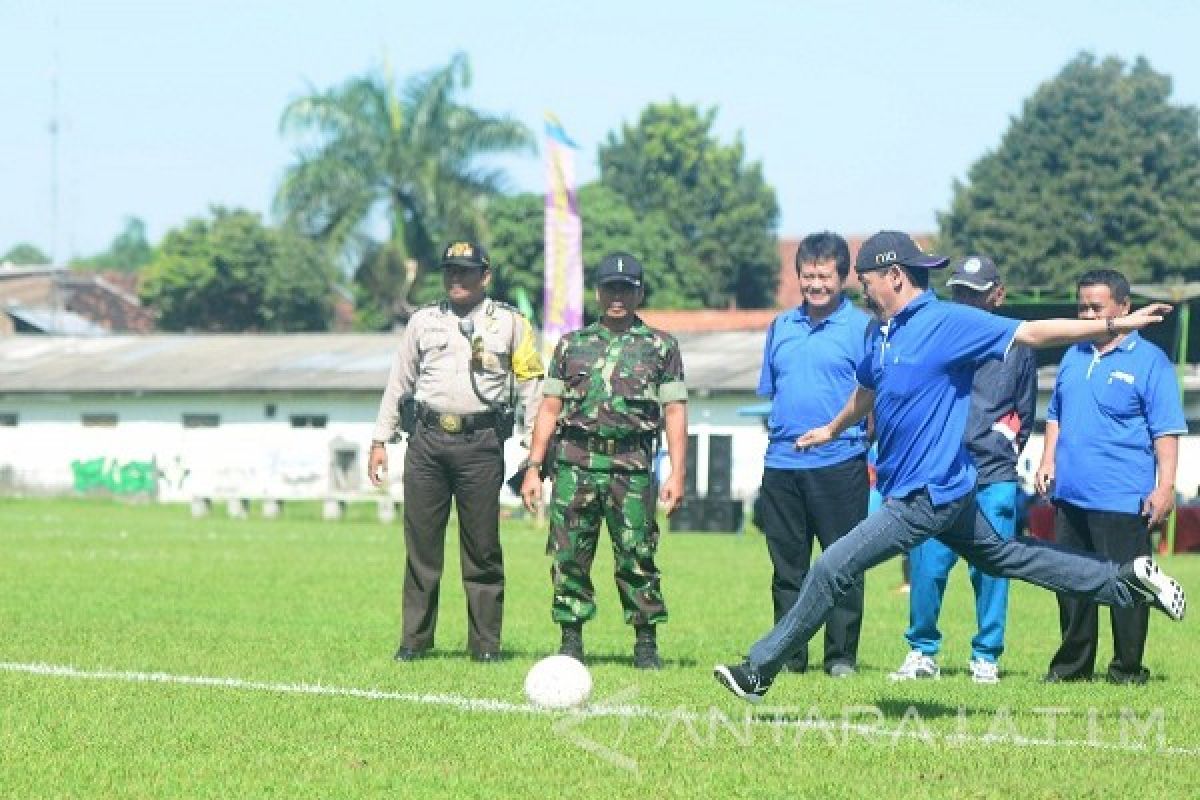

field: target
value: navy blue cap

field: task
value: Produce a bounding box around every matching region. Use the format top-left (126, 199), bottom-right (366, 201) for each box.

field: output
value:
top-left (595, 252), bottom-right (643, 287)
top-left (947, 255), bottom-right (1000, 291)
top-left (855, 231), bottom-right (949, 274)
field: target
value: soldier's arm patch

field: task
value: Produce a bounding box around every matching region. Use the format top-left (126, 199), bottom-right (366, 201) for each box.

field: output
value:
top-left (658, 380), bottom-right (688, 403)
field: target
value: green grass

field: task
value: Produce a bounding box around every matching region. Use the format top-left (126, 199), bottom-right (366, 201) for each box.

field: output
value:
top-left (0, 497), bottom-right (1196, 798)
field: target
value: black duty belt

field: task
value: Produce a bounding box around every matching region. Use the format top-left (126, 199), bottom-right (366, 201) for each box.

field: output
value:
top-left (418, 406), bottom-right (498, 434)
top-left (560, 428), bottom-right (652, 456)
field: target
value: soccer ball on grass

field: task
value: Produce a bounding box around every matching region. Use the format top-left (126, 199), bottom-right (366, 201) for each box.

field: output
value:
top-left (524, 654), bottom-right (592, 709)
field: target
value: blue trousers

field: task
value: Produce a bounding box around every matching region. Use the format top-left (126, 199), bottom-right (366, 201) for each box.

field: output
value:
top-left (747, 488), bottom-right (1133, 678)
top-left (905, 481), bottom-right (1018, 663)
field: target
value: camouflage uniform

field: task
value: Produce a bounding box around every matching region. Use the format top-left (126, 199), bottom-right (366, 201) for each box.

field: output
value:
top-left (542, 318), bottom-right (687, 626)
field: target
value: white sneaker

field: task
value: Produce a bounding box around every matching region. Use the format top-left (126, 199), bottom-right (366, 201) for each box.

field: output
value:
top-left (968, 658), bottom-right (1000, 684)
top-left (889, 650), bottom-right (940, 681)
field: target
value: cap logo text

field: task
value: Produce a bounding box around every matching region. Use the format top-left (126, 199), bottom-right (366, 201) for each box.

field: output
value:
top-left (963, 257), bottom-right (981, 274)
top-left (875, 251), bottom-right (898, 266)
top-left (447, 242), bottom-right (474, 258)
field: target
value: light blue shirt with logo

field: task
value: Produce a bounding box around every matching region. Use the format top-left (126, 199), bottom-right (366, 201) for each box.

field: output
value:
top-left (1048, 331), bottom-right (1186, 514)
top-left (855, 291), bottom-right (1020, 504)
top-left (758, 296), bottom-right (871, 469)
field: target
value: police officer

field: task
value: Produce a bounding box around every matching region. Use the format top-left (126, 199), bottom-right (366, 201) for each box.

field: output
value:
top-left (520, 252), bottom-right (688, 669)
top-left (368, 240), bottom-right (544, 663)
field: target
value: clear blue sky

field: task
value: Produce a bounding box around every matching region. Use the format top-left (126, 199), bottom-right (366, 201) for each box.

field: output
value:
top-left (3, 0), bottom-right (1198, 261)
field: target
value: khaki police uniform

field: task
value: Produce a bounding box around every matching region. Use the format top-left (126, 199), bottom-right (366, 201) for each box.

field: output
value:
top-left (374, 296), bottom-right (543, 657)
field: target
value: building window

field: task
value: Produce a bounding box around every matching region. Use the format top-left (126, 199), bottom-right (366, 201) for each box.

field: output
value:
top-left (0, 413), bottom-right (17, 426)
top-left (82, 413), bottom-right (118, 427)
top-left (290, 414), bottom-right (328, 428)
top-left (183, 414), bottom-right (220, 428)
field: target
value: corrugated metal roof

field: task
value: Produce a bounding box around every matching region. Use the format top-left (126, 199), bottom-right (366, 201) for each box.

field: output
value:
top-left (0, 332), bottom-right (770, 394)
top-left (6, 306), bottom-right (109, 335)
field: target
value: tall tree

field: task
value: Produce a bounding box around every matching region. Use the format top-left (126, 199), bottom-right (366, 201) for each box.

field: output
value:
top-left (139, 208), bottom-right (337, 332)
top-left (485, 184), bottom-right (693, 322)
top-left (2, 243), bottom-right (51, 265)
top-left (73, 217), bottom-right (155, 272)
top-left (939, 53), bottom-right (1200, 290)
top-left (598, 101), bottom-right (780, 308)
top-left (275, 53), bottom-right (534, 327)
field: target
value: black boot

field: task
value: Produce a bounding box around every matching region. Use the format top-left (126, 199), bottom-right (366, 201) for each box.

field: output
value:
top-left (559, 623), bottom-right (585, 662)
top-left (633, 624), bottom-right (662, 670)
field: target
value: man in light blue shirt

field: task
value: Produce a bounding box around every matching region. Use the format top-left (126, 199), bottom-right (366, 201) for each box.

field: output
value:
top-left (1036, 269), bottom-right (1186, 685)
top-left (757, 232), bottom-right (872, 677)
top-left (715, 232), bottom-right (1188, 703)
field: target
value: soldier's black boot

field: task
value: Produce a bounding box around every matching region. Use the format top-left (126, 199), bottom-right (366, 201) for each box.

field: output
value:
top-left (633, 624), bottom-right (662, 670)
top-left (559, 623), bottom-right (585, 662)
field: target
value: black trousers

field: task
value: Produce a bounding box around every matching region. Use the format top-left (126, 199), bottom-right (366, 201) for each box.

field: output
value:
top-left (401, 421), bottom-right (504, 655)
top-left (759, 455), bottom-right (868, 672)
top-left (1048, 500), bottom-right (1152, 683)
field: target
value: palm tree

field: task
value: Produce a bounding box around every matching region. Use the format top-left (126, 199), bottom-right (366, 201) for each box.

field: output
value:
top-left (275, 53), bottom-right (534, 324)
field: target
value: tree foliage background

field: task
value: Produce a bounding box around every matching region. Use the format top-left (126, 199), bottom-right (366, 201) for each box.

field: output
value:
top-left (598, 100), bottom-right (780, 308)
top-left (72, 218), bottom-right (155, 272)
top-left (139, 208), bottom-right (338, 331)
top-left (275, 53), bottom-right (533, 328)
top-left (939, 53), bottom-right (1200, 291)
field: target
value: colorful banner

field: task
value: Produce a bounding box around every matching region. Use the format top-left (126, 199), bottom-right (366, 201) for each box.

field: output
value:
top-left (543, 113), bottom-right (583, 360)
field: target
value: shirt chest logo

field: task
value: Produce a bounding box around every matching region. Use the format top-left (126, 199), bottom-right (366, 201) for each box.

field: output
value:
top-left (1108, 370), bottom-right (1135, 385)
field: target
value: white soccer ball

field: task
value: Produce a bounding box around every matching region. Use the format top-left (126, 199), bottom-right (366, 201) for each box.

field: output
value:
top-left (524, 654), bottom-right (592, 709)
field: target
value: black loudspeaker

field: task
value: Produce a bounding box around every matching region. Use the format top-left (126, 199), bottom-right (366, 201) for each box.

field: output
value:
top-left (669, 496), bottom-right (743, 534)
top-left (683, 434), bottom-right (698, 496)
top-left (708, 434), bottom-right (733, 497)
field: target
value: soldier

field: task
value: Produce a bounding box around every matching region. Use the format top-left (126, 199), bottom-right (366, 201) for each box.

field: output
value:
top-left (520, 251), bottom-right (688, 669)
top-left (368, 240), bottom-right (544, 663)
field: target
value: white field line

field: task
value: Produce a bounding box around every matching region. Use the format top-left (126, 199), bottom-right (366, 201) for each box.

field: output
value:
top-left (1, 660), bottom-right (1197, 757)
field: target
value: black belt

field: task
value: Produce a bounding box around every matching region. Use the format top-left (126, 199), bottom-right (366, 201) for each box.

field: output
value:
top-left (418, 406), bottom-right (498, 434)
top-left (560, 428), bottom-right (652, 456)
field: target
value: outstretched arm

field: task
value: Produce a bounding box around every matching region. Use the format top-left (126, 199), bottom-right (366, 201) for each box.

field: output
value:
top-left (1014, 303), bottom-right (1172, 349)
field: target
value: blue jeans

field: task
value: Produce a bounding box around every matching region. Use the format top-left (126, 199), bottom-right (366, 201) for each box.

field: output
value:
top-left (905, 481), bottom-right (1018, 663)
top-left (747, 488), bottom-right (1133, 678)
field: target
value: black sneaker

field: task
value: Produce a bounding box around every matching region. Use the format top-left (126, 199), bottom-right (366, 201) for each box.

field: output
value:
top-left (633, 639), bottom-right (663, 670)
top-left (1120, 557), bottom-right (1186, 620)
top-left (713, 662), bottom-right (773, 704)
top-left (393, 645), bottom-right (429, 662)
top-left (559, 624), bottom-right (585, 662)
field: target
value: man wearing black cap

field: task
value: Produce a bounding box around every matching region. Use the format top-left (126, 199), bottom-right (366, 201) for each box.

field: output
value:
top-left (369, 240), bottom-right (544, 663)
top-left (520, 251), bottom-right (688, 669)
top-left (891, 255), bottom-right (1037, 684)
top-left (714, 231), bottom-right (1187, 704)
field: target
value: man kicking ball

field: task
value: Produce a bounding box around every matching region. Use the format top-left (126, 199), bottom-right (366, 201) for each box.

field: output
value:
top-left (715, 231), bottom-right (1187, 703)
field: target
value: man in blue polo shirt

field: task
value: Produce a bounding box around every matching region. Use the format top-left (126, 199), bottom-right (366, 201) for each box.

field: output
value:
top-left (1036, 269), bottom-right (1186, 685)
top-left (757, 232), bottom-right (871, 678)
top-left (715, 231), bottom-right (1188, 703)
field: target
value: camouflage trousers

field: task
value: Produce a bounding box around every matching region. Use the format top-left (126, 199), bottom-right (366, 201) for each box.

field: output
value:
top-left (546, 464), bottom-right (668, 626)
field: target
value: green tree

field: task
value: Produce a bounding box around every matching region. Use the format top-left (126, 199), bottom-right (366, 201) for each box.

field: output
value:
top-left (2, 243), bottom-right (51, 265)
top-left (939, 53), bottom-right (1200, 290)
top-left (275, 53), bottom-right (534, 327)
top-left (139, 208), bottom-right (337, 331)
top-left (597, 101), bottom-right (780, 308)
top-left (485, 184), bottom-right (693, 322)
top-left (73, 217), bottom-right (155, 272)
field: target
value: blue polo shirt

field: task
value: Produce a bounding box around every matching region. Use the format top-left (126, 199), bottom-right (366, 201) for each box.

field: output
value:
top-left (758, 296), bottom-right (871, 469)
top-left (855, 291), bottom-right (1020, 504)
top-left (1048, 332), bottom-right (1186, 514)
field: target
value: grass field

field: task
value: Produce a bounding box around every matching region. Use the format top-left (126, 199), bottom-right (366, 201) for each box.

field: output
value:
top-left (0, 497), bottom-right (1196, 798)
